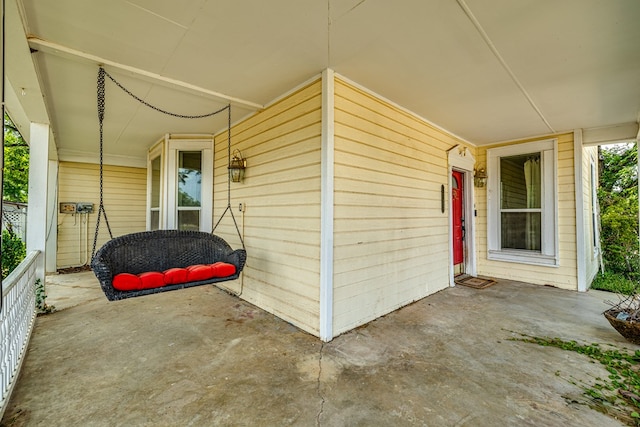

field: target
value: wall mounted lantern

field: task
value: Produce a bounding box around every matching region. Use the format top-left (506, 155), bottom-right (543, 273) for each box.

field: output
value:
top-left (229, 149), bottom-right (246, 183)
top-left (474, 167), bottom-right (487, 188)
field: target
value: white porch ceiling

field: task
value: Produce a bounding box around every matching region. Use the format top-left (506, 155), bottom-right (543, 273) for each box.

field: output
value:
top-left (8, 0), bottom-right (640, 163)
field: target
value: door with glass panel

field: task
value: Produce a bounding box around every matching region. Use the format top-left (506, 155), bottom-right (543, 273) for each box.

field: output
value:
top-left (177, 151), bottom-right (202, 231)
top-left (166, 138), bottom-right (213, 232)
top-left (147, 137), bottom-right (213, 232)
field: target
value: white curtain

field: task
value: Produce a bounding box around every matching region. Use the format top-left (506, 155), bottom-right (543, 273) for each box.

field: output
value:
top-left (524, 157), bottom-right (541, 250)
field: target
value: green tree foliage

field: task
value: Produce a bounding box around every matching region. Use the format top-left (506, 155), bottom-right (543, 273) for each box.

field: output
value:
top-left (3, 114), bottom-right (29, 202)
top-left (598, 143), bottom-right (639, 280)
top-left (2, 114), bottom-right (29, 277)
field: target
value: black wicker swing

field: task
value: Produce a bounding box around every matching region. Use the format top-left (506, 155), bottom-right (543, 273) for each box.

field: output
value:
top-left (90, 67), bottom-right (246, 301)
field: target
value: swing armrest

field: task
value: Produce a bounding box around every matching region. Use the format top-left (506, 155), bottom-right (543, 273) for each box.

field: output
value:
top-left (91, 254), bottom-right (117, 299)
top-left (225, 249), bottom-right (247, 276)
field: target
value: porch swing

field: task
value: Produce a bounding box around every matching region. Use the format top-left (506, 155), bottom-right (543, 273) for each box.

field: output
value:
top-left (90, 67), bottom-right (247, 301)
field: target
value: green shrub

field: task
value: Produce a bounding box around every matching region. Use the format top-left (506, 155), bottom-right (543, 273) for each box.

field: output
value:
top-left (591, 271), bottom-right (639, 295)
top-left (2, 229), bottom-right (26, 278)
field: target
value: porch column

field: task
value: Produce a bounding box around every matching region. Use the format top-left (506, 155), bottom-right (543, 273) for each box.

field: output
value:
top-left (319, 68), bottom-right (335, 342)
top-left (45, 160), bottom-right (58, 272)
top-left (573, 129), bottom-right (587, 292)
top-left (26, 122), bottom-right (50, 282)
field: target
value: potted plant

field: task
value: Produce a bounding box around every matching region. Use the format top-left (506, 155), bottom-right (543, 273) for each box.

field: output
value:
top-left (604, 292), bottom-right (640, 345)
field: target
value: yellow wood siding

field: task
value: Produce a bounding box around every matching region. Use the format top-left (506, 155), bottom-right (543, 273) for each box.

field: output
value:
top-left (332, 78), bottom-right (462, 335)
top-left (57, 162), bottom-right (146, 268)
top-left (213, 80), bottom-right (323, 336)
top-left (476, 133), bottom-right (578, 289)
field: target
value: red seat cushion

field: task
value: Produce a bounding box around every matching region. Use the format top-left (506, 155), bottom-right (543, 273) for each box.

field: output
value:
top-left (164, 268), bottom-right (188, 285)
top-left (186, 265), bottom-right (216, 282)
top-left (210, 262), bottom-right (236, 277)
top-left (139, 272), bottom-right (165, 289)
top-left (112, 262), bottom-right (237, 292)
top-left (113, 273), bottom-right (143, 291)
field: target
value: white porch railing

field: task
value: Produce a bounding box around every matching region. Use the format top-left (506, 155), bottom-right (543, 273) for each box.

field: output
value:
top-left (0, 250), bottom-right (40, 418)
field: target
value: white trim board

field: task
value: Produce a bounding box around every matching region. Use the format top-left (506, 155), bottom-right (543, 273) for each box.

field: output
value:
top-left (319, 69), bottom-right (335, 342)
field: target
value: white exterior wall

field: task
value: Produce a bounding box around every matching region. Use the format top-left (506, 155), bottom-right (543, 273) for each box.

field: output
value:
top-left (477, 133), bottom-right (579, 290)
top-left (332, 78), bottom-right (464, 335)
top-left (57, 162), bottom-right (146, 268)
top-left (213, 80), bottom-right (323, 336)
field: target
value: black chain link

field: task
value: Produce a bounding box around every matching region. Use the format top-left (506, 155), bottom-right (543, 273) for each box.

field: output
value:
top-left (91, 68), bottom-right (113, 261)
top-left (212, 104), bottom-right (244, 249)
top-left (102, 68), bottom-right (228, 119)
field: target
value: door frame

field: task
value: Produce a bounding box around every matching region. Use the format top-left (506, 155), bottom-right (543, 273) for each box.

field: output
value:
top-left (451, 170), bottom-right (465, 268)
top-left (447, 146), bottom-right (477, 286)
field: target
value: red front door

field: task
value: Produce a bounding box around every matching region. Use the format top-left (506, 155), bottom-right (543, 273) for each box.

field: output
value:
top-left (452, 171), bottom-right (464, 266)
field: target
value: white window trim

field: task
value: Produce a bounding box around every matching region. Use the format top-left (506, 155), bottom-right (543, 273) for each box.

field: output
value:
top-left (486, 139), bottom-right (559, 267)
top-left (146, 141), bottom-right (164, 231)
top-left (590, 156), bottom-right (601, 259)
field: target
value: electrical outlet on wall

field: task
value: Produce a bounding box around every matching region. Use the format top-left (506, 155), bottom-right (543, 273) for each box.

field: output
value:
top-left (59, 202), bottom-right (77, 214)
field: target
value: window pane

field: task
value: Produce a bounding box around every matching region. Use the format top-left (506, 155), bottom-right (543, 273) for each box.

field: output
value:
top-left (500, 154), bottom-right (540, 209)
top-left (178, 210), bottom-right (200, 231)
top-left (178, 152), bottom-right (201, 207)
top-left (150, 210), bottom-right (160, 231)
top-left (501, 212), bottom-right (541, 251)
top-left (151, 157), bottom-right (161, 208)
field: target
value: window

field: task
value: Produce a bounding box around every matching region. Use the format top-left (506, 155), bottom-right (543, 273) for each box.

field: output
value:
top-left (149, 156), bottom-right (162, 230)
top-left (146, 136), bottom-right (213, 232)
top-left (487, 139), bottom-right (558, 266)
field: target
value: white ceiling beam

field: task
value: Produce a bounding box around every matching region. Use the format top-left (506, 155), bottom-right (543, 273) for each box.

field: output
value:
top-left (582, 122), bottom-right (639, 146)
top-left (27, 36), bottom-right (264, 111)
top-left (57, 148), bottom-right (146, 168)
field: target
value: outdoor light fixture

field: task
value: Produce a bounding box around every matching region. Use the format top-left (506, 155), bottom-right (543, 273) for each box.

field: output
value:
top-left (474, 167), bottom-right (487, 188)
top-left (229, 149), bottom-right (246, 183)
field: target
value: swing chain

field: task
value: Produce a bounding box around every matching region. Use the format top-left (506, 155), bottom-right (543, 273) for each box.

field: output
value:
top-left (91, 68), bottom-right (113, 261)
top-left (92, 67), bottom-right (245, 256)
top-left (101, 68), bottom-right (228, 119)
top-left (212, 104), bottom-right (245, 249)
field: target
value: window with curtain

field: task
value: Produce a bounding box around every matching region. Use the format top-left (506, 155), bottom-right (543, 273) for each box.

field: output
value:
top-left (487, 139), bottom-right (558, 266)
top-left (499, 153), bottom-right (541, 251)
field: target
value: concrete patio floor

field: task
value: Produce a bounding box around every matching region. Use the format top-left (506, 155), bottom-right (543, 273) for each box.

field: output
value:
top-left (1, 272), bottom-right (635, 426)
